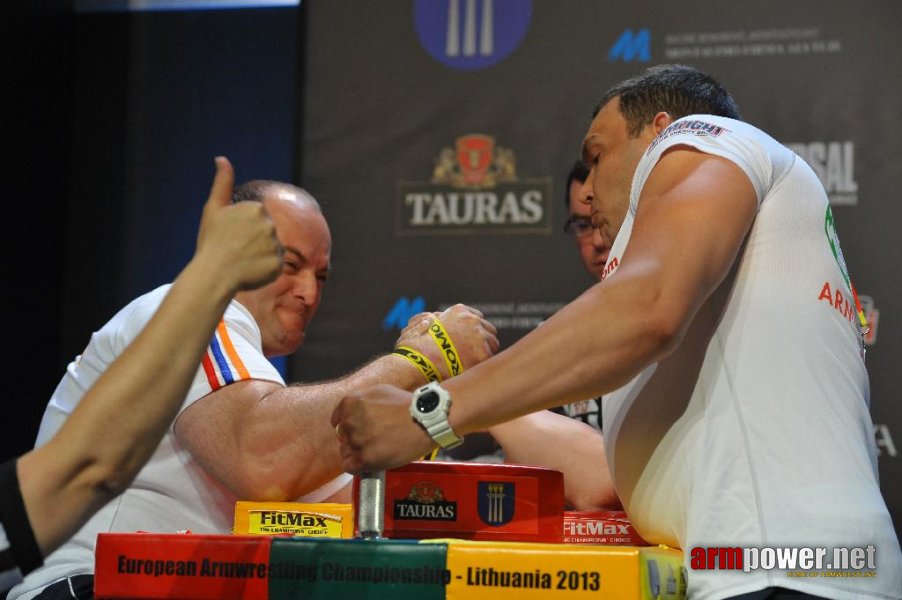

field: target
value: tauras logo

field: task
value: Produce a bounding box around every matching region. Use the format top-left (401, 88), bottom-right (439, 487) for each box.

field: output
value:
top-left (394, 502), bottom-right (457, 520)
top-left (394, 481), bottom-right (458, 521)
top-left (785, 141), bottom-right (858, 206)
top-left (397, 134), bottom-right (551, 235)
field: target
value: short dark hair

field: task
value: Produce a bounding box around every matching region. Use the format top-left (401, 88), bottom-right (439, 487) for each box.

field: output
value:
top-left (596, 64), bottom-right (741, 137)
top-left (232, 180), bottom-right (322, 212)
top-left (564, 160), bottom-right (589, 209)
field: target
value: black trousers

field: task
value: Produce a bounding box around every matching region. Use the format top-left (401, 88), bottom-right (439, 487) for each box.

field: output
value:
top-left (32, 575), bottom-right (93, 600)
top-left (728, 587), bottom-right (832, 600)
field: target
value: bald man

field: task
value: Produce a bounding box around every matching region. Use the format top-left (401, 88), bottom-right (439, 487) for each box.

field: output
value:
top-left (11, 179), bottom-right (499, 600)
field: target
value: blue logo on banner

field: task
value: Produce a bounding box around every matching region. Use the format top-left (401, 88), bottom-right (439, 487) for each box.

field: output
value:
top-left (477, 481), bottom-right (515, 526)
top-left (413, 0), bottom-right (532, 71)
top-left (608, 28), bottom-right (651, 63)
top-left (383, 296), bottom-right (427, 331)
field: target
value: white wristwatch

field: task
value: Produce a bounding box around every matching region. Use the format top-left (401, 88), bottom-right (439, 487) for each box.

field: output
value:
top-left (409, 381), bottom-right (464, 449)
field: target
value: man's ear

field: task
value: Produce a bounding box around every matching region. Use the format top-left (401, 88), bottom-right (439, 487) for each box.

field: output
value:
top-left (652, 111), bottom-right (673, 135)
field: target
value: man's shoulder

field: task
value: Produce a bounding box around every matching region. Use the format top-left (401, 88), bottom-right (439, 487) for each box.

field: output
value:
top-left (111, 284), bottom-right (174, 321)
top-left (95, 284), bottom-right (174, 344)
top-left (641, 114), bottom-right (791, 197)
top-left (649, 114), bottom-right (756, 153)
top-left (222, 299), bottom-right (263, 345)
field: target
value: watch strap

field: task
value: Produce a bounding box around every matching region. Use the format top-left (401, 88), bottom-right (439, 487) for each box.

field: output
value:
top-left (427, 420), bottom-right (464, 449)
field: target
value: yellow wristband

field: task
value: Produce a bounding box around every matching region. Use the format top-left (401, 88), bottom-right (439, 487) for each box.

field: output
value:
top-left (428, 317), bottom-right (464, 377)
top-left (392, 346), bottom-right (442, 383)
top-left (421, 446), bottom-right (440, 461)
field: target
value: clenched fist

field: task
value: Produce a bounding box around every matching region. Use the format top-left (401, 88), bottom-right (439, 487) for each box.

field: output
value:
top-left (395, 304), bottom-right (499, 380)
top-left (331, 384), bottom-right (435, 473)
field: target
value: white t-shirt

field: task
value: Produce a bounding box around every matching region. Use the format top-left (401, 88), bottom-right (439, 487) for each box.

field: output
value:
top-left (601, 116), bottom-right (902, 599)
top-left (10, 285), bottom-right (351, 599)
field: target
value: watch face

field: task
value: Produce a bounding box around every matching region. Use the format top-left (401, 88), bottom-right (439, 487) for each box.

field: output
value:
top-left (416, 391), bottom-right (440, 414)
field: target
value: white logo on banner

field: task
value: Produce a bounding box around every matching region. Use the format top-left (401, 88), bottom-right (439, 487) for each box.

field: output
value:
top-left (413, 0), bottom-right (532, 71)
top-left (786, 141), bottom-right (858, 206)
top-left (437, 301), bottom-right (565, 330)
top-left (446, 0), bottom-right (493, 57)
top-left (397, 134), bottom-right (551, 235)
top-left (875, 424), bottom-right (897, 458)
top-left (663, 27), bottom-right (842, 60)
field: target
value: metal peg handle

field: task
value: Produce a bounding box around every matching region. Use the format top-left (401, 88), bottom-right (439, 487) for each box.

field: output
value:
top-left (357, 470), bottom-right (385, 539)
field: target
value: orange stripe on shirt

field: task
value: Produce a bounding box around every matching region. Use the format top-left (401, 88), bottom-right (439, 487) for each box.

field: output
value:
top-left (216, 320), bottom-right (251, 381)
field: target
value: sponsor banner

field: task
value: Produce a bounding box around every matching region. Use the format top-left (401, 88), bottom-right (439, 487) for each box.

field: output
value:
top-left (562, 511), bottom-right (649, 546)
top-left (395, 481), bottom-right (459, 522)
top-left (436, 301), bottom-right (566, 331)
top-left (301, 0), bottom-right (902, 546)
top-left (397, 134), bottom-right (552, 235)
top-left (363, 461), bottom-right (564, 543)
top-left (268, 538), bottom-right (448, 600)
top-left (383, 298), bottom-right (567, 333)
top-left (440, 539), bottom-right (685, 599)
top-left (857, 295), bottom-right (880, 346)
top-left (413, 0), bottom-right (533, 71)
top-left (94, 533), bottom-right (271, 599)
top-left (663, 27), bottom-right (843, 60)
top-left (96, 533), bottom-right (686, 599)
top-left (608, 28), bottom-right (652, 63)
top-left (875, 424), bottom-right (897, 458)
top-left (786, 141), bottom-right (858, 206)
top-left (233, 502), bottom-right (354, 538)
top-left (384, 296), bottom-right (428, 330)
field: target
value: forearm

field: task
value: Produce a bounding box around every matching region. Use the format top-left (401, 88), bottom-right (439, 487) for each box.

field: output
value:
top-left (18, 257), bottom-right (237, 555)
top-left (447, 271), bottom-right (676, 436)
top-left (66, 259), bottom-right (234, 477)
top-left (489, 411), bottom-right (619, 510)
top-left (217, 354), bottom-right (428, 500)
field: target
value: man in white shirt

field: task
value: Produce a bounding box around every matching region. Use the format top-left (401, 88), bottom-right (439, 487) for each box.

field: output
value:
top-left (11, 177), bottom-right (501, 600)
top-left (333, 65), bottom-right (902, 599)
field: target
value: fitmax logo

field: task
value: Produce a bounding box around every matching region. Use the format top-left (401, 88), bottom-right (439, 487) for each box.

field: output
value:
top-left (609, 28), bottom-right (651, 63)
top-left (383, 296), bottom-right (427, 331)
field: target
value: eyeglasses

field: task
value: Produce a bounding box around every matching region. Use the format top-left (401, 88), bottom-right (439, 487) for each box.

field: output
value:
top-left (563, 216), bottom-right (594, 237)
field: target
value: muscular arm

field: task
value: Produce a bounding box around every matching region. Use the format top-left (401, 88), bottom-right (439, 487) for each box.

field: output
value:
top-left (489, 411), bottom-right (619, 510)
top-left (174, 304), bottom-right (499, 501)
top-left (16, 157), bottom-right (281, 556)
top-left (452, 149), bottom-right (757, 430)
top-left (335, 149), bottom-right (759, 471)
top-left (173, 354), bottom-right (424, 501)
